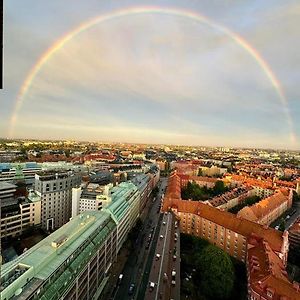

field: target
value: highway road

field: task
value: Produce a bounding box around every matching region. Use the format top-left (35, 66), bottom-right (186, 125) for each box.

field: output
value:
top-left (111, 177), bottom-right (169, 300)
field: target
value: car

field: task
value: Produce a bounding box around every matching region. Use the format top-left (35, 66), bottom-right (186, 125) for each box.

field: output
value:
top-left (160, 235), bottom-right (164, 239)
top-left (162, 221), bottom-right (166, 225)
top-left (286, 215), bottom-right (290, 219)
top-left (275, 225), bottom-right (279, 230)
top-left (156, 253), bottom-right (161, 260)
top-left (128, 283), bottom-right (135, 295)
top-left (118, 274), bottom-right (123, 284)
top-left (149, 281), bottom-right (155, 291)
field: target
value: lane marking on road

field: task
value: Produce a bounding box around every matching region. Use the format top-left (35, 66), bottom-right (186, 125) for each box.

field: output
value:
top-left (155, 213), bottom-right (170, 300)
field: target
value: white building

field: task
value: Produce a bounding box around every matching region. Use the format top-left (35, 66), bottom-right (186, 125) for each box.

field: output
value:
top-left (72, 183), bottom-right (113, 218)
top-left (35, 170), bottom-right (81, 231)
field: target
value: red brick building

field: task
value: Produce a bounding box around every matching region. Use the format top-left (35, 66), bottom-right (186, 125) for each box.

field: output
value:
top-left (162, 172), bottom-right (300, 300)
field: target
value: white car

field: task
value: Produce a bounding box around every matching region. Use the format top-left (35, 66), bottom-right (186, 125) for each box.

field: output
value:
top-left (149, 282), bottom-right (155, 291)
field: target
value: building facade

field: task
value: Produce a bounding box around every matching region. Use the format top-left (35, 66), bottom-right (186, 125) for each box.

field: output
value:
top-left (161, 172), bottom-right (300, 300)
top-left (0, 181), bottom-right (144, 299)
top-left (35, 170), bottom-right (81, 231)
top-left (1, 191), bottom-right (41, 240)
top-left (237, 190), bottom-right (293, 226)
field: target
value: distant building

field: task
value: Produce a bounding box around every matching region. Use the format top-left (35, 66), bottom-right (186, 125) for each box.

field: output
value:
top-left (0, 162), bottom-right (41, 186)
top-left (179, 174), bottom-right (218, 189)
top-left (34, 170), bottom-right (81, 231)
top-left (207, 186), bottom-right (253, 210)
top-left (71, 183), bottom-right (113, 218)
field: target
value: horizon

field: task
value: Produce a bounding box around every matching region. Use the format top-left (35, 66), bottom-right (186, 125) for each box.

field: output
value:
top-left (1, 136), bottom-right (299, 153)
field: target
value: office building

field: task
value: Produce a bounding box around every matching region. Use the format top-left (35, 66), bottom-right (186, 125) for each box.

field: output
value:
top-left (1, 191), bottom-right (41, 240)
top-left (71, 183), bottom-right (113, 218)
top-left (0, 181), bottom-right (143, 300)
top-left (35, 170), bottom-right (81, 231)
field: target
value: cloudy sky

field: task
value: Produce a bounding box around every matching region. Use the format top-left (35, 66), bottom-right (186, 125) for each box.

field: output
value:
top-left (1, 0), bottom-right (300, 149)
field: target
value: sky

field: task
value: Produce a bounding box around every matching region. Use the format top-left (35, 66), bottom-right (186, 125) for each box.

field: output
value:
top-left (1, 0), bottom-right (300, 149)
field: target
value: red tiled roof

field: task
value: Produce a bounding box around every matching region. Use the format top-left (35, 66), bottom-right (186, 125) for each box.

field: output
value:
top-left (248, 240), bottom-right (300, 300)
top-left (237, 191), bottom-right (289, 222)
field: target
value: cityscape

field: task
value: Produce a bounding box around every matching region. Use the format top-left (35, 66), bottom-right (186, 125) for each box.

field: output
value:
top-left (1, 1), bottom-right (300, 300)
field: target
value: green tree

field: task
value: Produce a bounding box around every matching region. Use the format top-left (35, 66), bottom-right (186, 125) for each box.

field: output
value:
top-left (279, 219), bottom-right (286, 232)
top-left (213, 180), bottom-right (227, 196)
top-left (196, 245), bottom-right (235, 299)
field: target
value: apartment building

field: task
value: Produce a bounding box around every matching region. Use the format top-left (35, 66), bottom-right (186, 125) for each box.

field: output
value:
top-left (207, 186), bottom-right (253, 210)
top-left (35, 170), bottom-right (81, 231)
top-left (161, 172), bottom-right (300, 300)
top-left (179, 174), bottom-right (218, 189)
top-left (247, 239), bottom-right (300, 300)
top-left (237, 190), bottom-right (292, 226)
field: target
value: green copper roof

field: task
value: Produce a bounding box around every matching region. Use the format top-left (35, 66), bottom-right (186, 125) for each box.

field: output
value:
top-left (1, 211), bottom-right (116, 300)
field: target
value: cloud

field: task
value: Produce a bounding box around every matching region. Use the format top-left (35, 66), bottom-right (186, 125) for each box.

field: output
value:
top-left (4, 1), bottom-right (299, 149)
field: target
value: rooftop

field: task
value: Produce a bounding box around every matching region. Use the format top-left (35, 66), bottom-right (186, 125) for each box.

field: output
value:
top-left (1, 210), bottom-right (116, 299)
top-left (0, 182), bottom-right (17, 190)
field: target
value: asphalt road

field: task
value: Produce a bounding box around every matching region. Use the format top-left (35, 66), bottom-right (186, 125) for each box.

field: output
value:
top-left (270, 201), bottom-right (300, 230)
top-left (144, 212), bottom-right (180, 300)
top-left (112, 177), bottom-right (169, 300)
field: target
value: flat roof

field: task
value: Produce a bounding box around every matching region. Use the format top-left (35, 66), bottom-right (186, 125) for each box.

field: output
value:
top-left (1, 210), bottom-right (116, 299)
top-left (0, 182), bottom-right (17, 190)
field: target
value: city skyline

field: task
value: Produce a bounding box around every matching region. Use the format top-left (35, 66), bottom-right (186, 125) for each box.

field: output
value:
top-left (2, 1), bottom-right (300, 149)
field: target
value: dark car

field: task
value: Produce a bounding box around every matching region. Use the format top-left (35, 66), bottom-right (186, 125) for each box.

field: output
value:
top-left (128, 283), bottom-right (135, 295)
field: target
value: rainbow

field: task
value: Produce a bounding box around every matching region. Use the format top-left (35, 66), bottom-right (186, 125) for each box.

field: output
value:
top-left (8, 6), bottom-right (296, 143)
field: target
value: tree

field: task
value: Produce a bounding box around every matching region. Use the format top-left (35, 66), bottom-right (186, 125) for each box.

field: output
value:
top-left (279, 219), bottom-right (286, 232)
top-left (213, 180), bottom-right (227, 196)
top-left (195, 245), bottom-right (235, 299)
